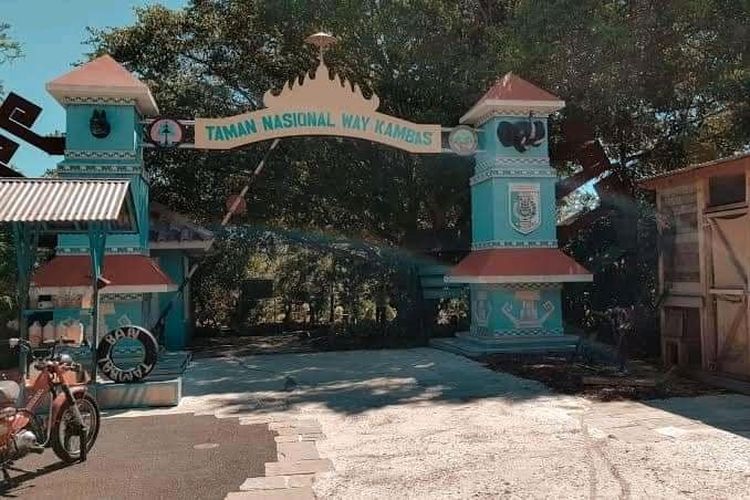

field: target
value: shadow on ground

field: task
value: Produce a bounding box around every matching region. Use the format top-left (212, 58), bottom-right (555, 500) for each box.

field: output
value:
top-left (643, 394), bottom-right (750, 439)
top-left (179, 347), bottom-right (554, 417)
top-left (2, 414), bottom-right (275, 500)
top-left (175, 347), bottom-right (750, 442)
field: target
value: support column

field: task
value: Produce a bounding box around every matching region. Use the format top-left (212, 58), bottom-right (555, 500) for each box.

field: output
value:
top-left (437, 73), bottom-right (592, 356)
top-left (11, 222), bottom-right (38, 380)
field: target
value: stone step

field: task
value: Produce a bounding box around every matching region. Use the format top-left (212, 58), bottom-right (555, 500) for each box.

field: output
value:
top-left (277, 441), bottom-right (320, 461)
top-left (430, 336), bottom-right (579, 358)
top-left (69, 349), bottom-right (191, 378)
top-left (265, 459), bottom-right (333, 476)
top-left (226, 486), bottom-right (314, 499)
top-left (240, 474), bottom-right (314, 491)
top-left (455, 332), bottom-right (579, 347)
top-left (274, 425), bottom-right (323, 436)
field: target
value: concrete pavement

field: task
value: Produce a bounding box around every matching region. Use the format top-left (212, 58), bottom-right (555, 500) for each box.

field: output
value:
top-left (111, 348), bottom-right (750, 498)
top-left (4, 414), bottom-right (275, 500)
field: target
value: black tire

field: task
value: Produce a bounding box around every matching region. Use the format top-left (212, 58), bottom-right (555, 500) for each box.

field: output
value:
top-left (51, 393), bottom-right (100, 463)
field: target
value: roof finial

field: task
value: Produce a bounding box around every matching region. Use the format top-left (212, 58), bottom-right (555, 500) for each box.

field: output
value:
top-left (305, 32), bottom-right (337, 64)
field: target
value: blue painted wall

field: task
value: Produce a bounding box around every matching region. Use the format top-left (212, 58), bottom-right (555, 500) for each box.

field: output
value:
top-left (153, 251), bottom-right (187, 350)
top-left (64, 104), bottom-right (139, 152)
top-left (471, 180), bottom-right (495, 243)
top-left (469, 284), bottom-right (563, 336)
top-left (465, 110), bottom-right (566, 338)
top-left (470, 115), bottom-right (557, 249)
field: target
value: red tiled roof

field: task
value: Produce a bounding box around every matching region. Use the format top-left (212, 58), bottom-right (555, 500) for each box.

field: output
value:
top-left (46, 55), bottom-right (159, 116)
top-left (446, 248), bottom-right (591, 283)
top-left (479, 73), bottom-right (560, 102)
top-left (47, 55), bottom-right (148, 90)
top-left (32, 255), bottom-right (175, 292)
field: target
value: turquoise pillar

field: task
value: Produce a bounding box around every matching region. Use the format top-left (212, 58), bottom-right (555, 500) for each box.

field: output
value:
top-left (447, 74), bottom-right (591, 341)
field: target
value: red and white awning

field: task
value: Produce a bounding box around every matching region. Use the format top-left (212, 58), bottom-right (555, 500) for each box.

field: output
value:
top-left (31, 255), bottom-right (176, 294)
top-left (445, 248), bottom-right (592, 284)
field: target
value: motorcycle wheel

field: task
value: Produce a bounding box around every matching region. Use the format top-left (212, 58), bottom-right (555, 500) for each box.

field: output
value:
top-left (50, 393), bottom-right (100, 463)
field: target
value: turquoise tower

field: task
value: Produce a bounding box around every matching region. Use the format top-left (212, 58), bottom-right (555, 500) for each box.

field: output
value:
top-left (443, 73), bottom-right (591, 353)
top-left (36, 56), bottom-right (178, 343)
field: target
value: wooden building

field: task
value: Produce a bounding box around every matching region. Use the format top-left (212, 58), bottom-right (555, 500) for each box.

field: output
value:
top-left (641, 152), bottom-right (750, 379)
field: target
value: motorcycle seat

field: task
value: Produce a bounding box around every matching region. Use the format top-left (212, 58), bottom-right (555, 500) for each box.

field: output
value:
top-left (0, 380), bottom-right (20, 404)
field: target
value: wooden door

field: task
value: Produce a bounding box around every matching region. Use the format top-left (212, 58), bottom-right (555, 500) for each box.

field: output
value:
top-left (710, 213), bottom-right (750, 377)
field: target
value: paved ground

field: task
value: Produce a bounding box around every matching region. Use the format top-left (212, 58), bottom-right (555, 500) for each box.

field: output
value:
top-left (112, 348), bottom-right (750, 498)
top-left (2, 414), bottom-right (276, 500)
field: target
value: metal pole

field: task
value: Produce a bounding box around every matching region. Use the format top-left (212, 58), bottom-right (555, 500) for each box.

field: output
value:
top-left (88, 223), bottom-right (107, 385)
top-left (150, 139), bottom-right (281, 336)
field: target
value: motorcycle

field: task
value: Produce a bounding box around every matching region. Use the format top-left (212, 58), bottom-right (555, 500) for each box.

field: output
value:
top-left (0, 338), bottom-right (100, 482)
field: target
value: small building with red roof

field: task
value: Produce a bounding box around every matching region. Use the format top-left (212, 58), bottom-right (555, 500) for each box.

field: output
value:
top-left (26, 55), bottom-right (210, 351)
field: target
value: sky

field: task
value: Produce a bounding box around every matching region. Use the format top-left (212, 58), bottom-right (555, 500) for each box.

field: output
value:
top-left (1, 0), bottom-right (186, 176)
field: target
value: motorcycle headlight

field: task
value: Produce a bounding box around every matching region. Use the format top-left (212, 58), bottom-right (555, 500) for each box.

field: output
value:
top-left (0, 407), bottom-right (17, 419)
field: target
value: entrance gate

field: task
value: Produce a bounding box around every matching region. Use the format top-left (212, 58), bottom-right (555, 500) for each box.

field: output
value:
top-left (0, 32), bottom-right (591, 408)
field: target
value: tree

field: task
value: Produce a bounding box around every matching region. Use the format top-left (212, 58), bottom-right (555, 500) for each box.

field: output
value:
top-left (0, 24), bottom-right (20, 335)
top-left (0, 23), bottom-right (22, 96)
top-left (86, 1), bottom-right (750, 345)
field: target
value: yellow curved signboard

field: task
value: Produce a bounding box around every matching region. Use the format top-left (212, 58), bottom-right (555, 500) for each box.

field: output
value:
top-left (195, 61), bottom-right (441, 154)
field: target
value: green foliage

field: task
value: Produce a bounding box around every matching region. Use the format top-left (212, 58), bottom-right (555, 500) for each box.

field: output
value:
top-left (0, 229), bottom-right (16, 333)
top-left (0, 25), bottom-right (19, 328)
top-left (85, 1), bottom-right (750, 344)
top-left (191, 225), bottom-right (428, 337)
top-left (562, 194), bottom-right (660, 353)
top-left (0, 23), bottom-right (22, 96)
top-left (512, 0), bottom-right (750, 175)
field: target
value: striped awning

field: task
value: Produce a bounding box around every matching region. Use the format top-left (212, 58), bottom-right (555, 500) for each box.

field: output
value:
top-left (0, 179), bottom-right (130, 222)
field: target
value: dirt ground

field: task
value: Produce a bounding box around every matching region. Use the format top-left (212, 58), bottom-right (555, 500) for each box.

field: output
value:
top-left (484, 354), bottom-right (727, 401)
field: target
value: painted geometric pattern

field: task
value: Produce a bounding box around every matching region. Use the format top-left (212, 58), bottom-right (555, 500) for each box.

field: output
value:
top-left (65, 150), bottom-right (139, 160)
top-left (475, 108), bottom-right (560, 124)
top-left (57, 164), bottom-right (142, 174)
top-left (470, 168), bottom-right (557, 185)
top-left (61, 97), bottom-right (137, 106)
top-left (58, 247), bottom-right (149, 255)
top-left (476, 156), bottom-right (552, 170)
top-left (468, 325), bottom-right (565, 337)
top-left (100, 293), bottom-right (143, 302)
top-left (472, 239), bottom-right (557, 250)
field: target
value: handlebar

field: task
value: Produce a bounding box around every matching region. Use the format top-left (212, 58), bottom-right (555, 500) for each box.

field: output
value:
top-left (9, 338), bottom-right (79, 370)
top-left (8, 338), bottom-right (30, 350)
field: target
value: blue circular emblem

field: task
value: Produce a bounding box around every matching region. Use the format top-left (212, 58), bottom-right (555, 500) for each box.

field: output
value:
top-left (448, 126), bottom-right (478, 156)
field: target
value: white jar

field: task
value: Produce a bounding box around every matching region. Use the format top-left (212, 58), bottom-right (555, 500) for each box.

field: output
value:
top-left (28, 321), bottom-right (42, 347)
top-left (55, 322), bottom-right (67, 342)
top-left (42, 322), bottom-right (55, 344)
top-left (66, 320), bottom-right (84, 344)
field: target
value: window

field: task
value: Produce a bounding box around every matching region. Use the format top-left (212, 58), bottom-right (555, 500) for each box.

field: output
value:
top-left (708, 173), bottom-right (745, 207)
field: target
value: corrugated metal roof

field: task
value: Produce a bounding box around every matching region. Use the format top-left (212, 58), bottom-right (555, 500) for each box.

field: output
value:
top-left (639, 151), bottom-right (750, 186)
top-left (0, 179), bottom-right (130, 222)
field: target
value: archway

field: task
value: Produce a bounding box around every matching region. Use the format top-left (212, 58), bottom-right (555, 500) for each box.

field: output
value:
top-left (0, 32), bottom-right (589, 407)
